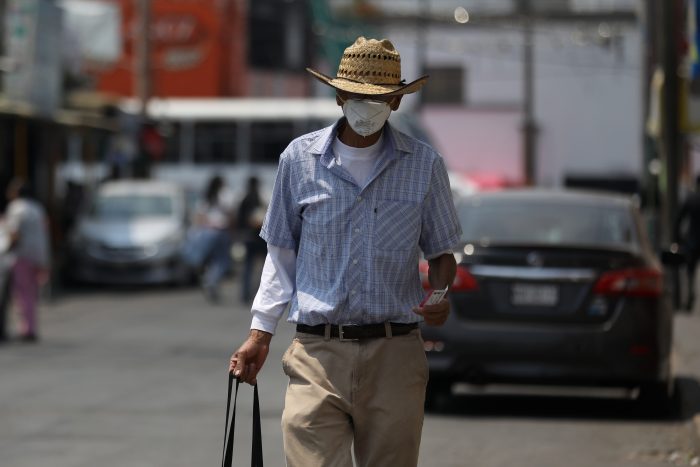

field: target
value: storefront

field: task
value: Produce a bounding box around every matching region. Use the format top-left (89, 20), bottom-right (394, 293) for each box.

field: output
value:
top-left (93, 0), bottom-right (247, 97)
top-left (0, 100), bottom-right (117, 255)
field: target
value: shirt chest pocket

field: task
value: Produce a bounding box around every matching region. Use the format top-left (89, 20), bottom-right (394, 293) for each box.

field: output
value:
top-left (300, 194), bottom-right (347, 257)
top-left (373, 200), bottom-right (421, 252)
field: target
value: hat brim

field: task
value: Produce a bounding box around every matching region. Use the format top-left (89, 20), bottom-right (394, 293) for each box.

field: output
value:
top-left (306, 68), bottom-right (428, 96)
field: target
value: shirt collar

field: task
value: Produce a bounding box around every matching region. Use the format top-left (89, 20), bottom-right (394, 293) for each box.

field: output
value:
top-left (308, 118), bottom-right (412, 168)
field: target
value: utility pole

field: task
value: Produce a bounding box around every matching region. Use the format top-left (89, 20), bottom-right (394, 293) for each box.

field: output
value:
top-left (134, 0), bottom-right (152, 178)
top-left (660, 0), bottom-right (681, 245)
top-left (135, 0), bottom-right (152, 118)
top-left (521, 0), bottom-right (538, 186)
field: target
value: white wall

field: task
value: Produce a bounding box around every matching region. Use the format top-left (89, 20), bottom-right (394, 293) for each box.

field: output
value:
top-left (386, 17), bottom-right (643, 187)
top-left (420, 108), bottom-right (523, 182)
top-left (534, 26), bottom-right (643, 186)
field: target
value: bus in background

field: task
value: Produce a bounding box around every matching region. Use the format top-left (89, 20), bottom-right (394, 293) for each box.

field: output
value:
top-left (120, 97), bottom-right (342, 201)
top-left (56, 97), bottom-right (435, 203)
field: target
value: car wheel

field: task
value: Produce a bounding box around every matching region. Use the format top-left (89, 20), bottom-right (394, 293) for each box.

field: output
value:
top-left (637, 378), bottom-right (678, 418)
top-left (170, 263), bottom-right (199, 288)
top-left (425, 378), bottom-right (452, 413)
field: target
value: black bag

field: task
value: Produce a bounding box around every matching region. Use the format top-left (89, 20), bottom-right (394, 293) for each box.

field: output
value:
top-left (221, 374), bottom-right (263, 467)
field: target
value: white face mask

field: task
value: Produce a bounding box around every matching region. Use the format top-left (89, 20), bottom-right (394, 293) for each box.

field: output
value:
top-left (341, 98), bottom-right (392, 137)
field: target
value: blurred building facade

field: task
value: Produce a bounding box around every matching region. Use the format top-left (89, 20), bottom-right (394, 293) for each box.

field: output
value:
top-left (0, 0), bottom-right (117, 256)
top-left (86, 0), bottom-right (315, 98)
top-left (0, 0), bottom-right (316, 199)
top-left (91, 0), bottom-right (248, 97)
top-left (323, 0), bottom-right (643, 190)
top-left (0, 0), bottom-right (690, 255)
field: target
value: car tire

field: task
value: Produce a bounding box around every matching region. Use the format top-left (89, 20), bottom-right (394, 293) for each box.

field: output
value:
top-left (170, 263), bottom-right (199, 288)
top-left (425, 378), bottom-right (452, 413)
top-left (637, 378), bottom-right (678, 418)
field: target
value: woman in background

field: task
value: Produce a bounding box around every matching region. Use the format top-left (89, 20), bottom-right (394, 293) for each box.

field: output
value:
top-left (185, 175), bottom-right (234, 303)
top-left (4, 179), bottom-right (50, 341)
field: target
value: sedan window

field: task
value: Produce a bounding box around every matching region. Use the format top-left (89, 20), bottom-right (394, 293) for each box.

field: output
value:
top-left (459, 201), bottom-right (638, 250)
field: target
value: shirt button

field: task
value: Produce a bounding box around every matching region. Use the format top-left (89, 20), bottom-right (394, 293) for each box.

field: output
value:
top-left (352, 259), bottom-right (358, 265)
top-left (351, 290), bottom-right (356, 295)
top-left (357, 196), bottom-right (363, 202)
top-left (355, 228), bottom-right (360, 233)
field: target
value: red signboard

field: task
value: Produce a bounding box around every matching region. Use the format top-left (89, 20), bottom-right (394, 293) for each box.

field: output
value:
top-left (93, 0), bottom-right (247, 97)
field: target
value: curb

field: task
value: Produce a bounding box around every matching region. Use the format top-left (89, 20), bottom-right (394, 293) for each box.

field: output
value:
top-left (690, 415), bottom-right (700, 458)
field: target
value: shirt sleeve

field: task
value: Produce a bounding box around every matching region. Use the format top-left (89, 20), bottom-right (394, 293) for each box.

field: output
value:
top-left (424, 249), bottom-right (453, 261)
top-left (419, 156), bottom-right (462, 257)
top-left (250, 245), bottom-right (297, 335)
top-left (5, 202), bottom-right (21, 234)
top-left (259, 154), bottom-right (301, 250)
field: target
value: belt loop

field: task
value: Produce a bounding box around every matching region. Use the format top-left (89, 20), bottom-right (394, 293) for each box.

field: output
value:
top-left (324, 324), bottom-right (331, 341)
top-left (384, 321), bottom-right (393, 339)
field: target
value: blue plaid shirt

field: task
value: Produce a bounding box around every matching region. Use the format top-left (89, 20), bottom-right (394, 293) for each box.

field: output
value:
top-left (260, 119), bottom-right (462, 326)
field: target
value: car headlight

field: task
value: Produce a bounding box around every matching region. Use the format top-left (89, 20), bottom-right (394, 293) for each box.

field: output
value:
top-left (152, 232), bottom-right (185, 257)
top-left (69, 232), bottom-right (100, 256)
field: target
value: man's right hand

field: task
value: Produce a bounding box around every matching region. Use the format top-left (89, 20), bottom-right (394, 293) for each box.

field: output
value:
top-left (229, 330), bottom-right (272, 385)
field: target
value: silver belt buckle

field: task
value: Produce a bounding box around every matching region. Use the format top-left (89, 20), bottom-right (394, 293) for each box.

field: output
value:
top-left (338, 324), bottom-right (358, 342)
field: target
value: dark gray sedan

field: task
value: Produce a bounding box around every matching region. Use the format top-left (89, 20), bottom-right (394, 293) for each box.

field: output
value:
top-left (420, 189), bottom-right (676, 410)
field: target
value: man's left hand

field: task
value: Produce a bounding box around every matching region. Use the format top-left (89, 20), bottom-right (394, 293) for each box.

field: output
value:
top-left (413, 298), bottom-right (449, 326)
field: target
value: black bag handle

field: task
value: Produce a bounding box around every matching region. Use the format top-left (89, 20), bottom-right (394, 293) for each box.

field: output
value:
top-left (222, 374), bottom-right (263, 467)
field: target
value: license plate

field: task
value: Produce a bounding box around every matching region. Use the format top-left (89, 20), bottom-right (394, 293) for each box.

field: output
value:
top-left (511, 283), bottom-right (559, 307)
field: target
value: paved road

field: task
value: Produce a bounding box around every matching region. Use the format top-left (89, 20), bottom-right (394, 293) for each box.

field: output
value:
top-left (0, 279), bottom-right (698, 466)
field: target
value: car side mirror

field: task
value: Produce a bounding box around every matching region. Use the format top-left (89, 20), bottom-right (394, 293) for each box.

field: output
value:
top-left (660, 244), bottom-right (686, 266)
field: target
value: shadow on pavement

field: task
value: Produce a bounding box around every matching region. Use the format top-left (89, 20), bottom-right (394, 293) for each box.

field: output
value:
top-left (426, 376), bottom-right (700, 423)
top-left (678, 376), bottom-right (700, 421)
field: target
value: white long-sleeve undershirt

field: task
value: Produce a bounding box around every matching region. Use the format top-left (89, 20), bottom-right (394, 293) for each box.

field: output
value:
top-left (250, 245), bottom-right (297, 334)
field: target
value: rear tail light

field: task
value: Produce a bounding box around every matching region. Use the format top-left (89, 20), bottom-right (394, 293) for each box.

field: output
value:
top-left (629, 344), bottom-right (652, 357)
top-left (451, 265), bottom-right (479, 292)
top-left (419, 261), bottom-right (478, 292)
top-left (424, 340), bottom-right (446, 352)
top-left (419, 261), bottom-right (430, 289)
top-left (593, 267), bottom-right (662, 297)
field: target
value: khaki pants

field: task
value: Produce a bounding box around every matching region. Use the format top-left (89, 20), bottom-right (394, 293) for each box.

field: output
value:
top-left (281, 329), bottom-right (428, 467)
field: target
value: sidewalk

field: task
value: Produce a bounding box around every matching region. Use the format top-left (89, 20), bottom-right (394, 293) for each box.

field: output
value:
top-left (674, 306), bottom-right (700, 455)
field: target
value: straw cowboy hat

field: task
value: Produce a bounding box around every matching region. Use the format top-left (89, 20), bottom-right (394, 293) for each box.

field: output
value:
top-left (306, 36), bottom-right (428, 96)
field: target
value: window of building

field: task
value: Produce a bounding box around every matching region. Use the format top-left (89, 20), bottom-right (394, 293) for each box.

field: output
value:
top-left (160, 122), bottom-right (180, 162)
top-left (423, 67), bottom-right (465, 105)
top-left (193, 123), bottom-right (238, 163)
top-left (248, 0), bottom-right (310, 70)
top-left (250, 122), bottom-right (296, 163)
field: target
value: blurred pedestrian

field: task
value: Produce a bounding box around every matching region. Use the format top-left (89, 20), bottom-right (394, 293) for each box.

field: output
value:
top-left (0, 219), bottom-right (11, 343)
top-left (184, 175), bottom-right (234, 302)
top-left (4, 179), bottom-right (50, 342)
top-left (675, 175), bottom-right (700, 311)
top-left (62, 179), bottom-right (85, 234)
top-left (228, 37), bottom-right (461, 466)
top-left (236, 176), bottom-right (267, 303)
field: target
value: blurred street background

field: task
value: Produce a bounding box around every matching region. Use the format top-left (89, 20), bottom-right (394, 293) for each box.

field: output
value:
top-left (2, 0), bottom-right (700, 466)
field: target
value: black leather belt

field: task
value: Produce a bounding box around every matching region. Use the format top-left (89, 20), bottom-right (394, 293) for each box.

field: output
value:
top-left (296, 322), bottom-right (418, 340)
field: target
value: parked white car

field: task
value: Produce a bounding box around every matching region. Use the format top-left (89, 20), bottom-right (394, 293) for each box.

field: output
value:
top-left (68, 180), bottom-right (193, 285)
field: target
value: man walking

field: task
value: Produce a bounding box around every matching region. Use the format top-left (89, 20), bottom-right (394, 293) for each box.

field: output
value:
top-left (675, 175), bottom-right (700, 311)
top-left (229, 37), bottom-right (461, 466)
